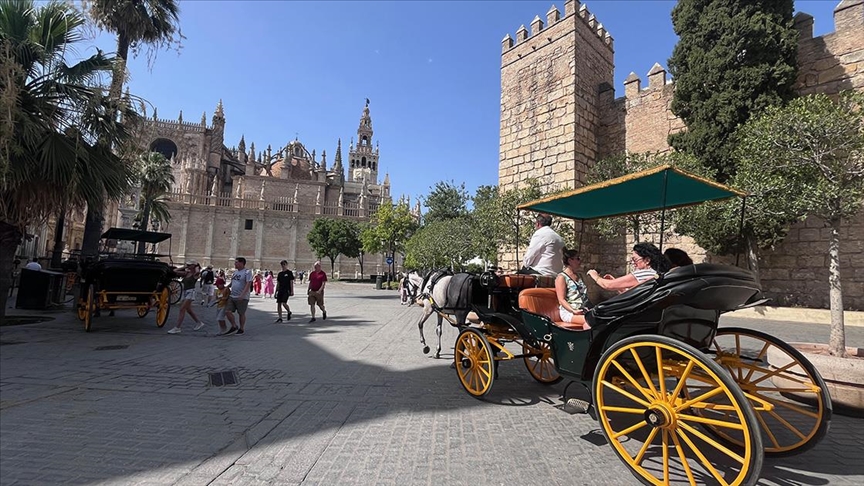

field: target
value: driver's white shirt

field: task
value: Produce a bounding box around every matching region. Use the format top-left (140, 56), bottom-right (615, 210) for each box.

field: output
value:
top-left (523, 226), bottom-right (565, 276)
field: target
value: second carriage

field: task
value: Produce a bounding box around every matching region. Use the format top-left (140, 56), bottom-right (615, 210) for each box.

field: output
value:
top-left (76, 228), bottom-right (177, 331)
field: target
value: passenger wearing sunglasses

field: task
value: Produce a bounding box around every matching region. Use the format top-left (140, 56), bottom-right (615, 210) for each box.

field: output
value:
top-left (586, 242), bottom-right (670, 293)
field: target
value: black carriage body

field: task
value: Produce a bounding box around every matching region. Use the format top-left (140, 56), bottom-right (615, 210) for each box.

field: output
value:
top-left (524, 263), bottom-right (761, 381)
top-left (83, 260), bottom-right (174, 304)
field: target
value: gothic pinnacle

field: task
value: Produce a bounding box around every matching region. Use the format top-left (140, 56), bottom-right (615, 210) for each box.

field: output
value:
top-left (201, 111), bottom-right (207, 125)
top-left (178, 110), bottom-right (183, 123)
top-left (215, 99), bottom-right (224, 117)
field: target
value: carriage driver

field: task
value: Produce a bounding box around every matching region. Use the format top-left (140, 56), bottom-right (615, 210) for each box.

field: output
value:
top-left (519, 213), bottom-right (565, 276)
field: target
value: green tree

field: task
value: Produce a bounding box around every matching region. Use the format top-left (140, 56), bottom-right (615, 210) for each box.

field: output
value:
top-left (735, 91), bottom-right (864, 357)
top-left (361, 200), bottom-right (417, 280)
top-left (422, 180), bottom-right (469, 224)
top-left (471, 180), bottom-right (543, 268)
top-left (79, 0), bottom-right (182, 257)
top-left (404, 217), bottom-right (474, 271)
top-left (0, 0), bottom-right (135, 316)
top-left (307, 218), bottom-right (361, 277)
top-left (668, 0), bottom-right (798, 183)
top-left (134, 151), bottom-right (174, 252)
top-left (337, 219), bottom-right (363, 277)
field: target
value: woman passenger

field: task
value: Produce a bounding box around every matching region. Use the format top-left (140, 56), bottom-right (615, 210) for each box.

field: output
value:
top-left (586, 242), bottom-right (670, 293)
top-left (555, 249), bottom-right (591, 329)
top-left (664, 248), bottom-right (693, 269)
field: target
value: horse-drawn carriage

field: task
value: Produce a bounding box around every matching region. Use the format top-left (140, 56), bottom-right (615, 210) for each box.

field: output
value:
top-left (76, 228), bottom-right (176, 331)
top-left (414, 166), bottom-right (831, 486)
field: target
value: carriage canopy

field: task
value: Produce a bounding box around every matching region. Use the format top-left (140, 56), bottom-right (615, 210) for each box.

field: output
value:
top-left (517, 164), bottom-right (745, 221)
top-left (100, 228), bottom-right (172, 244)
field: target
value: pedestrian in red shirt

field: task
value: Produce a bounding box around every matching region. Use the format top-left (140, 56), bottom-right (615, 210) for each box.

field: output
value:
top-left (307, 261), bottom-right (327, 323)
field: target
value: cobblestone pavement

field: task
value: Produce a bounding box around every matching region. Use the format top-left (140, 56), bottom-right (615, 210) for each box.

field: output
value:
top-left (2, 283), bottom-right (863, 485)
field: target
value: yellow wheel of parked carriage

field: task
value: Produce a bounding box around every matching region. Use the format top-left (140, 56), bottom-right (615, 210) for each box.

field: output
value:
top-left (455, 328), bottom-right (495, 398)
top-left (155, 287), bottom-right (170, 327)
top-left (594, 335), bottom-right (763, 486)
top-left (710, 327), bottom-right (831, 456)
top-left (83, 284), bottom-right (96, 332)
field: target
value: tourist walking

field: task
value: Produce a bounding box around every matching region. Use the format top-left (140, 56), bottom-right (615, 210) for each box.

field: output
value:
top-left (253, 271), bottom-right (263, 296)
top-left (274, 260), bottom-right (294, 322)
top-left (224, 257), bottom-right (253, 335)
top-left (213, 277), bottom-right (233, 335)
top-left (264, 271), bottom-right (275, 298)
top-left (200, 265), bottom-right (216, 306)
top-left (167, 261), bottom-right (207, 334)
top-left (307, 261), bottom-right (327, 323)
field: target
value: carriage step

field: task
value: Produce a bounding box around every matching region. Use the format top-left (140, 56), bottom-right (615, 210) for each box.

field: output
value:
top-left (562, 398), bottom-right (591, 414)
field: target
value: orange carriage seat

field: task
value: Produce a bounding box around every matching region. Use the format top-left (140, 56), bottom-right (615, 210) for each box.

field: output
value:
top-left (518, 287), bottom-right (586, 331)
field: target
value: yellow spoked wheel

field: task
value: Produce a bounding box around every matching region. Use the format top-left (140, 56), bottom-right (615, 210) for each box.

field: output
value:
top-left (523, 340), bottom-right (562, 384)
top-left (84, 284), bottom-right (96, 332)
top-left (455, 328), bottom-right (495, 398)
top-left (711, 327), bottom-right (831, 456)
top-left (155, 288), bottom-right (171, 328)
top-left (76, 291), bottom-right (89, 321)
top-left (594, 335), bottom-right (763, 486)
top-left (137, 305), bottom-right (150, 318)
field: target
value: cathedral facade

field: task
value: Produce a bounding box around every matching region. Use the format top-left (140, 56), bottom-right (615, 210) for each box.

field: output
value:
top-left (20, 101), bottom-right (403, 277)
top-left (120, 100), bottom-right (396, 276)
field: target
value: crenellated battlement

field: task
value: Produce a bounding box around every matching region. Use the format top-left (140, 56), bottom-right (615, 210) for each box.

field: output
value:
top-left (622, 62), bottom-right (671, 99)
top-left (502, 1), bottom-right (613, 55)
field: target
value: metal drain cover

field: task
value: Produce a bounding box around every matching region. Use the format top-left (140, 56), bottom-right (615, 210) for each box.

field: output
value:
top-left (209, 370), bottom-right (238, 387)
top-left (95, 345), bottom-right (129, 351)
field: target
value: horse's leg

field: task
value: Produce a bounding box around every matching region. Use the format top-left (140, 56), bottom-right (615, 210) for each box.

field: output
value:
top-left (434, 313), bottom-right (444, 359)
top-left (417, 302), bottom-right (433, 354)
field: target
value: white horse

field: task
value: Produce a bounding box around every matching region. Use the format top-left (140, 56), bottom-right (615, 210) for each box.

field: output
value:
top-left (413, 269), bottom-right (483, 359)
top-left (403, 270), bottom-right (425, 306)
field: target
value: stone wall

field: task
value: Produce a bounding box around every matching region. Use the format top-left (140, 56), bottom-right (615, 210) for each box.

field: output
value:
top-left (499, 0), bottom-right (864, 309)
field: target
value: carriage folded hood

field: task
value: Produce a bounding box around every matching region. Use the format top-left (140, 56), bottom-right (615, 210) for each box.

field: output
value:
top-left (586, 263), bottom-right (762, 326)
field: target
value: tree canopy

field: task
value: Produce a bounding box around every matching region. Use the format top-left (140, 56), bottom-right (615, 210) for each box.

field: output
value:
top-left (422, 180), bottom-right (470, 224)
top-left (668, 0), bottom-right (798, 183)
top-left (307, 218), bottom-right (363, 276)
top-left (734, 91), bottom-right (864, 357)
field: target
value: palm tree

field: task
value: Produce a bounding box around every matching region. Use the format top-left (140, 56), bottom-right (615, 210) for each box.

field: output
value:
top-left (134, 151), bottom-right (174, 253)
top-left (79, 0), bottom-right (182, 256)
top-left (0, 0), bottom-right (135, 317)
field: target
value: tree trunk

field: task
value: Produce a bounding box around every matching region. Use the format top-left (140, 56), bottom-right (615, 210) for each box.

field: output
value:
top-left (827, 218), bottom-right (846, 358)
top-left (83, 33), bottom-right (131, 258)
top-left (0, 222), bottom-right (23, 320)
top-left (329, 256), bottom-right (336, 278)
top-left (136, 200), bottom-right (151, 254)
top-left (80, 206), bottom-right (103, 258)
top-left (51, 209), bottom-right (66, 269)
top-left (357, 253), bottom-right (364, 277)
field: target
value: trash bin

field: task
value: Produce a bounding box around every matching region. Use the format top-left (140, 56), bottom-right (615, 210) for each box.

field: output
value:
top-left (15, 268), bottom-right (65, 310)
top-left (375, 275), bottom-right (383, 290)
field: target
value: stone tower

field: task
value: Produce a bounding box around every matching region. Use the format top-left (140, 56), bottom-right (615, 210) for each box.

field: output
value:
top-left (349, 99), bottom-right (379, 183)
top-left (499, 0), bottom-right (614, 192)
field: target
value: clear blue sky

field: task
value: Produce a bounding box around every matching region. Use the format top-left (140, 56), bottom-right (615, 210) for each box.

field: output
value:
top-left (85, 0), bottom-right (839, 209)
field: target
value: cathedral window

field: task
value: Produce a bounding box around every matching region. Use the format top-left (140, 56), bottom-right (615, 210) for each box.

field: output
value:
top-left (361, 156), bottom-right (366, 167)
top-left (362, 136), bottom-right (368, 146)
top-left (372, 162), bottom-right (376, 170)
top-left (244, 219), bottom-right (253, 230)
top-left (150, 138), bottom-right (178, 160)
